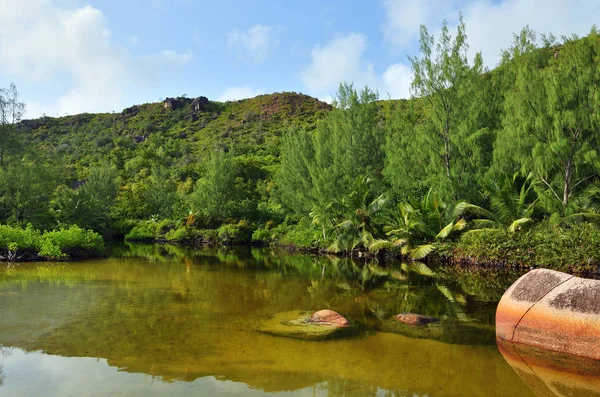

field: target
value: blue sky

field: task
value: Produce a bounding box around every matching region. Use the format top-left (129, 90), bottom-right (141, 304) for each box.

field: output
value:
top-left (1, 0), bottom-right (599, 118)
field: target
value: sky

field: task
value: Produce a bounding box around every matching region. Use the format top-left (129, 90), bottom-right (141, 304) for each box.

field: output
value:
top-left (1, 0), bottom-right (599, 119)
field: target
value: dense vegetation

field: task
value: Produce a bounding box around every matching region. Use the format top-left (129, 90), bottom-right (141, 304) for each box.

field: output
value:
top-left (2, 19), bottom-right (600, 270)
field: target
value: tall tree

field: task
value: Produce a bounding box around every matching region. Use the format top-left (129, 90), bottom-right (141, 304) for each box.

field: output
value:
top-left (391, 15), bottom-right (486, 201)
top-left (276, 84), bottom-right (384, 214)
top-left (0, 83), bottom-right (25, 167)
top-left (52, 165), bottom-right (118, 234)
top-left (497, 27), bottom-right (600, 212)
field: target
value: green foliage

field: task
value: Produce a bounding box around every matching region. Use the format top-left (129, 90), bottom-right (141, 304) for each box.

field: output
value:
top-left (7, 22), bottom-right (600, 269)
top-left (496, 28), bottom-right (600, 211)
top-left (52, 165), bottom-right (118, 234)
top-left (164, 226), bottom-right (191, 241)
top-left (217, 221), bottom-right (254, 244)
top-left (389, 14), bottom-right (488, 200)
top-left (0, 159), bottom-right (64, 229)
top-left (276, 84), bottom-right (385, 214)
top-left (124, 223), bottom-right (156, 241)
top-left (0, 224), bottom-right (104, 260)
top-left (452, 223), bottom-right (600, 271)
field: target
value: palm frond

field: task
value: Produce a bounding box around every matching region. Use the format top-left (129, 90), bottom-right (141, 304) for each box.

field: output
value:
top-left (409, 244), bottom-right (436, 260)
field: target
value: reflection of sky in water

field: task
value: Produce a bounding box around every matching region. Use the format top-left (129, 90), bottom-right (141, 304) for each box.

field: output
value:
top-left (1, 349), bottom-right (325, 397)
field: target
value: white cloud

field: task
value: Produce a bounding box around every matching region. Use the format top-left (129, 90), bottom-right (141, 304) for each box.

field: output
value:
top-left (300, 33), bottom-right (412, 101)
top-left (300, 33), bottom-right (377, 93)
top-left (460, 0), bottom-right (600, 68)
top-left (381, 0), bottom-right (459, 48)
top-left (217, 86), bottom-right (262, 102)
top-left (381, 63), bottom-right (412, 99)
top-left (227, 24), bottom-right (278, 64)
top-left (0, 0), bottom-right (193, 118)
top-left (382, 0), bottom-right (600, 67)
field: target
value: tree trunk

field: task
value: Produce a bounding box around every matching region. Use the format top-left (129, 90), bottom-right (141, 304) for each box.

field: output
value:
top-left (563, 157), bottom-right (572, 210)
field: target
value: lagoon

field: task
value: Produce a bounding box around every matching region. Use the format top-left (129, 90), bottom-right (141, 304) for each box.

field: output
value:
top-left (0, 244), bottom-right (581, 396)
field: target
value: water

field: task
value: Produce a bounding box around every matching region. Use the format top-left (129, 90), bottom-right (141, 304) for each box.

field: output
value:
top-left (0, 244), bottom-right (593, 396)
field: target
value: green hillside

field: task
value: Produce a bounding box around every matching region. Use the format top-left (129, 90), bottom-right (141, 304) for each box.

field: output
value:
top-left (2, 23), bottom-right (600, 271)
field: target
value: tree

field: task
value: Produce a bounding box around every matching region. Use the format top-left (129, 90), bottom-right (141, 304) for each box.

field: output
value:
top-left (0, 159), bottom-right (63, 229)
top-left (276, 84), bottom-right (384, 215)
top-left (52, 165), bottom-right (118, 234)
top-left (0, 83), bottom-right (25, 167)
top-left (390, 15), bottom-right (486, 201)
top-left (497, 28), bottom-right (600, 213)
top-left (191, 150), bottom-right (246, 222)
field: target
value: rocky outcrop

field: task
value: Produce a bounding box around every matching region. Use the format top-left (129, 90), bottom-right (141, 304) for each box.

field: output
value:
top-left (395, 313), bottom-right (439, 326)
top-left (191, 96), bottom-right (209, 111)
top-left (257, 310), bottom-right (355, 341)
top-left (496, 268), bottom-right (600, 359)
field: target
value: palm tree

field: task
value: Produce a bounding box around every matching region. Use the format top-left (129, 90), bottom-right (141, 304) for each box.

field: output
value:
top-left (374, 189), bottom-right (469, 259)
top-left (466, 173), bottom-right (539, 233)
top-left (326, 176), bottom-right (387, 253)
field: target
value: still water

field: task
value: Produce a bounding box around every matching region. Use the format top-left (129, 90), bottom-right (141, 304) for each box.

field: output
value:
top-left (0, 244), bottom-right (590, 396)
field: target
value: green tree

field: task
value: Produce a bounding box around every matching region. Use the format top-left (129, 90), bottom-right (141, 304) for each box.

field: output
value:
top-left (276, 84), bottom-right (384, 215)
top-left (497, 28), bottom-right (600, 212)
top-left (52, 165), bottom-right (118, 234)
top-left (0, 83), bottom-right (25, 167)
top-left (113, 167), bottom-right (182, 221)
top-left (387, 15), bottom-right (486, 201)
top-left (0, 160), bottom-right (63, 229)
top-left (191, 150), bottom-right (246, 222)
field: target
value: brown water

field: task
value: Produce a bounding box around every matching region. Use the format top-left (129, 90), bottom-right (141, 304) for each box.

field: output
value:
top-left (0, 244), bottom-right (567, 396)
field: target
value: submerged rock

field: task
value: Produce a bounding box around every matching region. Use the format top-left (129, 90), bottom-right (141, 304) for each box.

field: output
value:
top-left (379, 316), bottom-right (496, 345)
top-left (395, 313), bottom-right (439, 326)
top-left (308, 309), bottom-right (350, 326)
top-left (257, 310), bottom-right (355, 341)
top-left (496, 268), bottom-right (600, 360)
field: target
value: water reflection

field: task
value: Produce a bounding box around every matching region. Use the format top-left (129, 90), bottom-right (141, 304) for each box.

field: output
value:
top-left (498, 338), bottom-right (600, 397)
top-left (0, 244), bottom-right (537, 396)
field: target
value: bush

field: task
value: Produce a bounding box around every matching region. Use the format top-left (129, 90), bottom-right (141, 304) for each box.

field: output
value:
top-left (0, 224), bottom-right (104, 261)
top-left (272, 218), bottom-right (321, 249)
top-left (165, 227), bottom-right (191, 241)
top-left (251, 227), bottom-right (273, 243)
top-left (124, 224), bottom-right (155, 241)
top-left (217, 221), bottom-right (253, 244)
top-left (42, 225), bottom-right (105, 258)
top-left (155, 219), bottom-right (176, 236)
top-left (452, 223), bottom-right (600, 272)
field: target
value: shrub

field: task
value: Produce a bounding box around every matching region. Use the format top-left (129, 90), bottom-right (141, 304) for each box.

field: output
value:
top-left (452, 223), bottom-right (600, 272)
top-left (251, 227), bottom-right (273, 243)
top-left (124, 224), bottom-right (155, 241)
top-left (165, 227), bottom-right (191, 241)
top-left (0, 224), bottom-right (104, 261)
top-left (217, 221), bottom-right (253, 244)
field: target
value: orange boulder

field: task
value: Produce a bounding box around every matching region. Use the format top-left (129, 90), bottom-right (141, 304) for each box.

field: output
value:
top-left (496, 268), bottom-right (600, 360)
top-left (309, 309), bottom-right (350, 327)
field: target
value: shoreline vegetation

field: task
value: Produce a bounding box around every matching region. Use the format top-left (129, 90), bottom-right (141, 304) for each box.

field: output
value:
top-left (1, 20), bottom-right (600, 273)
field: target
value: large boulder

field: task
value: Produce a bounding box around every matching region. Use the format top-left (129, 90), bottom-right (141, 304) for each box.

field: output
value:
top-left (496, 268), bottom-right (600, 359)
top-left (257, 310), bottom-right (355, 341)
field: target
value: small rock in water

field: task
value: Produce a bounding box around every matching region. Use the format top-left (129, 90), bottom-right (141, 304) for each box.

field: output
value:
top-left (395, 313), bottom-right (439, 326)
top-left (309, 310), bottom-right (350, 327)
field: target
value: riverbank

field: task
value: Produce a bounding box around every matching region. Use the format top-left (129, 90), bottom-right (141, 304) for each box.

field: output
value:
top-left (0, 224), bottom-right (105, 261)
top-left (120, 221), bottom-right (600, 275)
